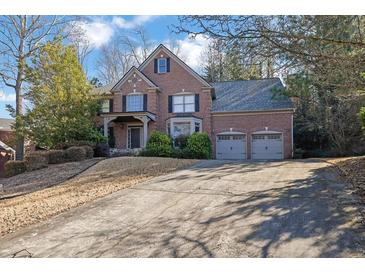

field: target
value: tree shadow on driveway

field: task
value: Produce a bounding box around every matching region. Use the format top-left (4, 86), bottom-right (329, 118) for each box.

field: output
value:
top-left (197, 164), bottom-right (365, 257)
top-left (1, 160), bottom-right (365, 258)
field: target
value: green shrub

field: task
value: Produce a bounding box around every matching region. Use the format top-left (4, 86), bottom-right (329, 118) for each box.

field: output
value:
top-left (186, 132), bottom-right (212, 159)
top-left (94, 143), bottom-right (110, 157)
top-left (171, 148), bottom-right (191, 159)
top-left (81, 145), bottom-right (94, 158)
top-left (65, 146), bottom-right (86, 162)
top-left (24, 151), bottom-right (49, 171)
top-left (293, 148), bottom-right (305, 159)
top-left (48, 150), bottom-right (66, 164)
top-left (145, 131), bottom-right (173, 157)
top-left (54, 140), bottom-right (96, 150)
top-left (4, 160), bottom-right (27, 177)
top-left (174, 134), bottom-right (189, 149)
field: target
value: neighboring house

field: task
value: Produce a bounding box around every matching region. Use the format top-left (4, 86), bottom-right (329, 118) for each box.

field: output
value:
top-left (0, 118), bottom-right (15, 177)
top-left (0, 118), bottom-right (14, 144)
top-left (93, 44), bottom-right (295, 160)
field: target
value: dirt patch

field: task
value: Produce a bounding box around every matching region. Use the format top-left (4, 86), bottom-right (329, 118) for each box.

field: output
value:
top-left (0, 157), bottom-right (197, 236)
top-left (0, 158), bottom-right (102, 199)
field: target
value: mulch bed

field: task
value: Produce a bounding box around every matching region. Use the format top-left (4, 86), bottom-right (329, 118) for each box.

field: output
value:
top-left (0, 158), bottom-right (102, 199)
top-left (0, 157), bottom-right (197, 236)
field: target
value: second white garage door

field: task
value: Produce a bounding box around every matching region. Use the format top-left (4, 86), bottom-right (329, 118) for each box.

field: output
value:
top-left (252, 133), bottom-right (283, 160)
top-left (216, 134), bottom-right (246, 160)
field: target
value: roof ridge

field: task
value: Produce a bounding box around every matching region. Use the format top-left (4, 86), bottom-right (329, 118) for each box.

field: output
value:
top-left (210, 77), bottom-right (281, 84)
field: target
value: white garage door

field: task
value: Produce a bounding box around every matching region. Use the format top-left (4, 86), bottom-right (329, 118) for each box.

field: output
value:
top-left (216, 134), bottom-right (246, 160)
top-left (252, 134), bottom-right (283, 160)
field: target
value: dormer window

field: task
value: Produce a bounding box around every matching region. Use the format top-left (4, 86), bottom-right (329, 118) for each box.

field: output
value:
top-left (158, 58), bottom-right (167, 73)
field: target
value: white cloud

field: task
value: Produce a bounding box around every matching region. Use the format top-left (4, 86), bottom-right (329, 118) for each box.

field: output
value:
top-left (0, 90), bottom-right (15, 102)
top-left (174, 35), bottom-right (211, 72)
top-left (76, 21), bottom-right (114, 48)
top-left (112, 16), bottom-right (156, 29)
top-left (75, 16), bottom-right (157, 49)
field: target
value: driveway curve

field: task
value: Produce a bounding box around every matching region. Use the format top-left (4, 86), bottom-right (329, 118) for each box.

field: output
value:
top-left (0, 159), bottom-right (364, 257)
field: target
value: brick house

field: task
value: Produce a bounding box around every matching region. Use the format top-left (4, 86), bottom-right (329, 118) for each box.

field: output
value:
top-left (0, 118), bottom-right (15, 177)
top-left (93, 44), bottom-right (295, 160)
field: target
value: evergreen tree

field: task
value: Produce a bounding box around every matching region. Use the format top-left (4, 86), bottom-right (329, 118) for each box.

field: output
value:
top-left (25, 39), bottom-right (104, 148)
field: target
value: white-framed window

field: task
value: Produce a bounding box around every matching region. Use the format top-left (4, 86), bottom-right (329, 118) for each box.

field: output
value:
top-left (158, 58), bottom-right (167, 73)
top-left (101, 100), bottom-right (110, 113)
top-left (173, 95), bottom-right (195, 113)
top-left (126, 94), bottom-right (143, 112)
top-left (173, 122), bottom-right (191, 137)
top-left (167, 118), bottom-right (202, 139)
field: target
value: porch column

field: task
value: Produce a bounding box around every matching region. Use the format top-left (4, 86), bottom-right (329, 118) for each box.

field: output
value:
top-left (103, 117), bottom-right (113, 137)
top-left (142, 116), bottom-right (148, 148)
top-left (133, 115), bottom-right (150, 148)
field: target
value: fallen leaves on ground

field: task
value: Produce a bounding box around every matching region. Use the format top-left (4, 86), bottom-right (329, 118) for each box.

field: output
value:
top-left (0, 158), bottom-right (102, 198)
top-left (327, 156), bottom-right (365, 198)
top-left (0, 157), bottom-right (198, 236)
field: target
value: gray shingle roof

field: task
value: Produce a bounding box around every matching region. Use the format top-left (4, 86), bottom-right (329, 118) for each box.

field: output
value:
top-left (90, 82), bottom-right (115, 96)
top-left (211, 78), bottom-right (294, 112)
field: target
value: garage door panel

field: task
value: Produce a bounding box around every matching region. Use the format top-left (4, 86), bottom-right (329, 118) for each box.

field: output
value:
top-left (216, 134), bottom-right (246, 160)
top-left (252, 134), bottom-right (283, 160)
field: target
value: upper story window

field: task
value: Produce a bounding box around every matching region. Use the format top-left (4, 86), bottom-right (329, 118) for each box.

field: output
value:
top-left (173, 95), bottom-right (195, 113)
top-left (158, 58), bottom-right (167, 73)
top-left (126, 94), bottom-right (143, 112)
top-left (101, 100), bottom-right (110, 113)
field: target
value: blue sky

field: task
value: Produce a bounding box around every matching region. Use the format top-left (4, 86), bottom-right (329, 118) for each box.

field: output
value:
top-left (0, 15), bottom-right (208, 118)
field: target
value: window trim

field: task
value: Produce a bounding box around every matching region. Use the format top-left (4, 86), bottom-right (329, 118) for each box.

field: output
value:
top-left (101, 99), bottom-right (110, 113)
top-left (166, 117), bottom-right (202, 141)
top-left (126, 94), bottom-right (144, 112)
top-left (172, 94), bottom-right (195, 113)
top-left (157, 58), bottom-right (167, 74)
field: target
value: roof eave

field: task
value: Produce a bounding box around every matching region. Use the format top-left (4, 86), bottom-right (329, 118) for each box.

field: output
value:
top-left (211, 108), bottom-right (295, 114)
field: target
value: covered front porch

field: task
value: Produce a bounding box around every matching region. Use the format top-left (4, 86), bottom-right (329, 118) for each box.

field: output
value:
top-left (100, 112), bottom-right (156, 149)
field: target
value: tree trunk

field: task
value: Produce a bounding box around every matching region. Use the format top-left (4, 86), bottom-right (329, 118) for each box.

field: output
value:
top-left (15, 16), bottom-right (26, 161)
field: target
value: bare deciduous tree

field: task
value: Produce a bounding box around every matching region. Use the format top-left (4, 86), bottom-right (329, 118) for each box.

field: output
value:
top-left (96, 42), bottom-right (135, 84)
top-left (119, 27), bottom-right (154, 66)
top-left (0, 15), bottom-right (68, 159)
top-left (68, 21), bottom-right (93, 69)
top-left (96, 26), bottom-right (184, 85)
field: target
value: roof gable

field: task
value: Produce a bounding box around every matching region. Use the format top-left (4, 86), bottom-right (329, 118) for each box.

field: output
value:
top-left (138, 44), bottom-right (212, 88)
top-left (110, 66), bottom-right (158, 93)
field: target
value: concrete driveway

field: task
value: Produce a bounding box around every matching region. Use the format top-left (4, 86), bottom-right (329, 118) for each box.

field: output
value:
top-left (0, 159), bottom-right (364, 257)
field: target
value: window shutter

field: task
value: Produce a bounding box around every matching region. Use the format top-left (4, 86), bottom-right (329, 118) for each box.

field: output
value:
top-left (154, 59), bottom-right (158, 73)
top-left (167, 57), bottom-right (170, 72)
top-left (122, 95), bottom-right (126, 112)
top-left (195, 94), bottom-right (200, 112)
top-left (109, 99), bottom-right (113, 112)
top-left (168, 96), bottom-right (173, 113)
top-left (143, 94), bottom-right (148, 111)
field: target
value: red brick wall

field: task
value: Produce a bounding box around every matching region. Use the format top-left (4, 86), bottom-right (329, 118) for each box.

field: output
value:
top-left (0, 130), bottom-right (13, 144)
top-left (103, 47), bottom-right (293, 158)
top-left (141, 49), bottom-right (213, 136)
top-left (212, 111), bottom-right (293, 159)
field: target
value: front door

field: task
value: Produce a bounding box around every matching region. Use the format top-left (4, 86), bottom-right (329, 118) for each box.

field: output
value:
top-left (129, 127), bottom-right (141, 149)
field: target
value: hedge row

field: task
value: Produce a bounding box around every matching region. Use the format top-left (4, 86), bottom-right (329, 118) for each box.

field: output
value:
top-left (4, 145), bottom-right (95, 177)
top-left (140, 131), bottom-right (212, 159)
